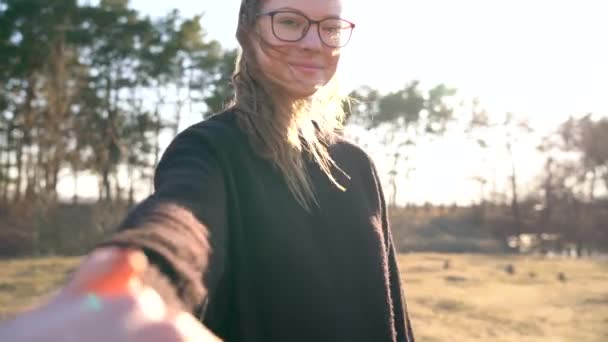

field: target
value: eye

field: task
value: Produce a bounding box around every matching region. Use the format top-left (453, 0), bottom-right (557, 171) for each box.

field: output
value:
top-left (274, 13), bottom-right (306, 29)
top-left (279, 18), bottom-right (300, 27)
top-left (322, 26), bottom-right (341, 34)
top-left (321, 19), bottom-right (349, 34)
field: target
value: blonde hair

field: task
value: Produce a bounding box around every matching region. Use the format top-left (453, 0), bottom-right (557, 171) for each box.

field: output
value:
top-left (229, 0), bottom-right (349, 210)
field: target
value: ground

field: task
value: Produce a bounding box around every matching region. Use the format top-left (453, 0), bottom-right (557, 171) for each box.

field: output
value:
top-left (1, 253), bottom-right (607, 341)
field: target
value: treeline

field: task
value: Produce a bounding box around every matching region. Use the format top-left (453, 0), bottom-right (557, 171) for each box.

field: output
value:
top-left (0, 0), bottom-right (235, 206)
top-left (346, 84), bottom-right (608, 255)
top-left (0, 1), bottom-right (606, 256)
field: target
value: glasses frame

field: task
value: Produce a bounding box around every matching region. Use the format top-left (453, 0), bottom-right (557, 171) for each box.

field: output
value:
top-left (256, 10), bottom-right (356, 48)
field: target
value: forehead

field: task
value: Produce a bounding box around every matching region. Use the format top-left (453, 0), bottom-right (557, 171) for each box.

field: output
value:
top-left (261, 0), bottom-right (344, 18)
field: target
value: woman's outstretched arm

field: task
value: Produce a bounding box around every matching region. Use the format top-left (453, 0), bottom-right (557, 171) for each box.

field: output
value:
top-left (0, 125), bottom-right (228, 341)
top-left (98, 124), bottom-right (229, 313)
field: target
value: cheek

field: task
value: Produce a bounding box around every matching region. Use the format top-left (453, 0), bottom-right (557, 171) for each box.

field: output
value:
top-left (256, 21), bottom-right (275, 43)
top-left (252, 42), bottom-right (295, 85)
top-left (251, 35), bottom-right (291, 68)
top-left (323, 50), bottom-right (340, 78)
top-left (257, 48), bottom-right (290, 78)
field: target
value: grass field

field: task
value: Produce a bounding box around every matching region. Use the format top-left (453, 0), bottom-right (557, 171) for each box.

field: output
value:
top-left (1, 253), bottom-right (607, 341)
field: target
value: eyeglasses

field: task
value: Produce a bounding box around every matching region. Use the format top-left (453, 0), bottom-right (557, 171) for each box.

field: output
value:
top-left (257, 10), bottom-right (355, 48)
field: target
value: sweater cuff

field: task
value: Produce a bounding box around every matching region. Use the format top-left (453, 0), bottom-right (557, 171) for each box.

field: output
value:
top-left (140, 260), bottom-right (184, 311)
top-left (96, 202), bottom-right (210, 313)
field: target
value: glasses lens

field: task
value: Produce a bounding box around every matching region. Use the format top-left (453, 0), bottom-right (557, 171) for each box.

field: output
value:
top-left (320, 19), bottom-right (353, 47)
top-left (272, 12), bottom-right (308, 41)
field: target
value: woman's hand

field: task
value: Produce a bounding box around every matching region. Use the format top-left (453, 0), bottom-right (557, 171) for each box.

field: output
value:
top-left (0, 247), bottom-right (221, 342)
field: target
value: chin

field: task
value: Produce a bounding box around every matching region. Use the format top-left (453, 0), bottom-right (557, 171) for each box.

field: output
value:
top-left (288, 82), bottom-right (327, 99)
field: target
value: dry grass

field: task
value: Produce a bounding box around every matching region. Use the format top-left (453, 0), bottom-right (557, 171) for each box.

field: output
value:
top-left (1, 253), bottom-right (607, 341)
top-left (400, 253), bottom-right (608, 342)
top-left (0, 256), bottom-right (80, 319)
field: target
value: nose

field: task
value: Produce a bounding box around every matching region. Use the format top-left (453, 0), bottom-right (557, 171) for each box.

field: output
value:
top-left (299, 23), bottom-right (323, 50)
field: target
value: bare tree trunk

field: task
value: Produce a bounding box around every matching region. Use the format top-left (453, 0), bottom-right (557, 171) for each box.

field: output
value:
top-left (24, 146), bottom-right (37, 200)
top-left (100, 71), bottom-right (120, 203)
top-left (41, 146), bottom-right (52, 197)
top-left (0, 125), bottom-right (11, 203)
top-left (589, 169), bottom-right (597, 202)
top-left (50, 162), bottom-right (59, 201)
top-left (102, 167), bottom-right (112, 202)
top-left (153, 108), bottom-right (162, 167)
top-left (586, 169), bottom-right (597, 254)
top-left (35, 142), bottom-right (45, 198)
top-left (389, 151), bottom-right (399, 208)
top-left (45, 25), bottom-right (68, 202)
top-left (507, 142), bottom-right (522, 236)
top-left (14, 140), bottom-right (23, 202)
top-left (1, 123), bottom-right (13, 204)
top-left (151, 107), bottom-right (162, 193)
top-left (541, 157), bottom-right (554, 232)
top-left (113, 170), bottom-right (123, 203)
top-left (72, 168), bottom-right (79, 205)
top-left (0, 142), bottom-right (5, 205)
top-left (173, 83), bottom-right (185, 137)
top-left (98, 176), bottom-right (104, 202)
top-left (571, 198), bottom-right (584, 258)
top-left (127, 162), bottom-right (135, 206)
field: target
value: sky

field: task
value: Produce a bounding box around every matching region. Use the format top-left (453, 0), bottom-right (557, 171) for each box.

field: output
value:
top-left (129, 0), bottom-right (608, 124)
top-left (59, 0), bottom-right (608, 205)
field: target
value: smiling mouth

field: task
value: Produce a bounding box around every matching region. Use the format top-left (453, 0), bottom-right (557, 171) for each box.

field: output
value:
top-left (289, 63), bottom-right (324, 71)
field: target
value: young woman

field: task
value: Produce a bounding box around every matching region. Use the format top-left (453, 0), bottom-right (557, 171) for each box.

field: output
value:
top-left (0, 0), bottom-right (415, 341)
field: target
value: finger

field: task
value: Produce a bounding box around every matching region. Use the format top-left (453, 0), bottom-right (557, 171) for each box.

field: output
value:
top-left (0, 293), bottom-right (136, 341)
top-left (63, 247), bottom-right (118, 293)
top-left (34, 293), bottom-right (166, 341)
top-left (135, 287), bottom-right (168, 321)
top-left (132, 322), bottom-right (183, 342)
top-left (82, 248), bottom-right (148, 296)
top-left (68, 247), bottom-right (148, 297)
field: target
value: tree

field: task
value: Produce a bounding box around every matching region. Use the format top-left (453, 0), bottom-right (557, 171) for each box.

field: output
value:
top-left (0, 0), bottom-right (230, 204)
top-left (202, 48), bottom-right (237, 116)
top-left (347, 81), bottom-right (457, 206)
top-left (0, 0), bottom-right (83, 202)
top-left (503, 112), bottom-right (534, 237)
top-left (557, 114), bottom-right (608, 255)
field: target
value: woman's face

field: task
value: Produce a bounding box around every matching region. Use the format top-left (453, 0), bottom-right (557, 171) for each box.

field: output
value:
top-left (251, 0), bottom-right (351, 99)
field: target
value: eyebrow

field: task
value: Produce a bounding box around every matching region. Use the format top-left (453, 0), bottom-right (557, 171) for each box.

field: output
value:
top-left (272, 6), bottom-right (343, 20)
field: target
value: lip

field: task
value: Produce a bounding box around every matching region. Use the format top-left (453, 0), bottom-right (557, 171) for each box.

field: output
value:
top-left (289, 62), bottom-right (324, 71)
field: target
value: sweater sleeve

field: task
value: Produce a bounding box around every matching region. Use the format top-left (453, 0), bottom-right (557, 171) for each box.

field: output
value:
top-left (97, 125), bottom-right (228, 314)
top-left (369, 159), bottom-right (416, 342)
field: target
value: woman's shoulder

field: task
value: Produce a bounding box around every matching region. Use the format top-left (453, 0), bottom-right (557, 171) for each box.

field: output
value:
top-left (329, 134), bottom-right (377, 169)
top-left (328, 135), bottom-right (383, 194)
top-left (181, 110), bottom-right (239, 136)
top-left (161, 109), bottom-right (246, 162)
top-left (173, 110), bottom-right (244, 146)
